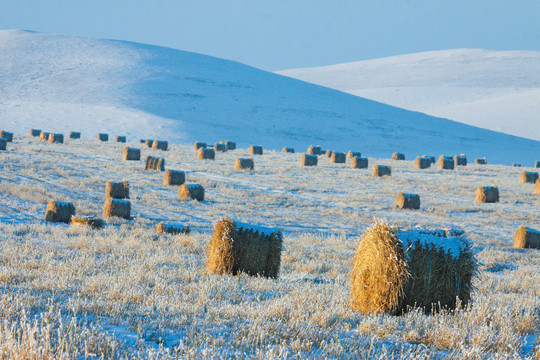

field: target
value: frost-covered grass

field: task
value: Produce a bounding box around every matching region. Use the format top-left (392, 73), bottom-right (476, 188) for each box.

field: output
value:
top-left (0, 137), bottom-right (539, 359)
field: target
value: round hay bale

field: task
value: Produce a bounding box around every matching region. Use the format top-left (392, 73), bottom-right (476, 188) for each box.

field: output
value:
top-left (152, 140), bottom-right (168, 151)
top-left (214, 142), bottom-right (227, 152)
top-left (206, 217), bottom-right (282, 279)
top-left (163, 169), bottom-right (185, 185)
top-left (97, 133), bottom-right (109, 141)
top-left (178, 184), bottom-right (204, 202)
top-left (249, 145), bottom-right (263, 155)
top-left (351, 221), bottom-right (475, 314)
top-left (513, 226), bottom-right (540, 249)
top-left (145, 156), bottom-right (165, 171)
top-left (520, 171), bottom-right (539, 184)
top-left (454, 155), bottom-right (467, 166)
top-left (39, 132), bottom-right (50, 141)
top-left (306, 145), bottom-right (321, 155)
top-left (193, 141), bottom-right (207, 150)
top-left (0, 138), bottom-right (6, 151)
top-left (115, 135), bottom-right (126, 143)
top-left (351, 156), bottom-right (368, 169)
top-left (396, 192), bottom-right (420, 209)
top-left (331, 152), bottom-right (346, 164)
top-left (347, 151), bottom-right (361, 159)
top-left (225, 141), bottom-right (236, 150)
top-left (475, 186), bottom-right (499, 203)
top-left (282, 147), bottom-right (294, 153)
top-left (535, 179), bottom-right (540, 195)
top-left (474, 158), bottom-right (487, 165)
top-left (198, 147), bottom-right (215, 160)
top-left (392, 152), bottom-right (405, 160)
top-left (123, 147), bottom-right (141, 161)
top-left (45, 201), bottom-right (75, 223)
top-left (414, 157), bottom-right (431, 169)
top-left (235, 158), bottom-right (254, 170)
top-left (103, 198), bottom-right (131, 219)
top-left (71, 216), bottom-right (105, 229)
top-left (69, 131), bottom-right (81, 139)
top-left (301, 153), bottom-right (318, 166)
top-left (0, 131), bottom-right (13, 142)
top-left (145, 139), bottom-right (154, 148)
top-left (30, 129), bottom-right (41, 137)
top-left (48, 133), bottom-right (64, 144)
top-left (438, 155), bottom-right (455, 170)
top-left (421, 155), bottom-right (435, 164)
top-left (372, 165), bottom-right (391, 177)
top-left (105, 180), bottom-right (129, 199)
top-left (156, 222), bottom-right (190, 235)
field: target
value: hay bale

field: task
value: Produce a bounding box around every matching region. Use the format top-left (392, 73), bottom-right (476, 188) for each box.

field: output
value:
top-left (282, 147), bottom-right (294, 153)
top-left (103, 198), bottom-right (131, 219)
top-left (156, 222), bottom-right (190, 235)
top-left (372, 165), bottom-right (391, 177)
top-left (396, 192), bottom-right (420, 209)
top-left (476, 186), bottom-right (499, 203)
top-left (513, 163), bottom-right (522, 167)
top-left (178, 184), bottom-right (204, 202)
top-left (249, 145), bottom-right (263, 155)
top-left (414, 157), bottom-right (431, 169)
top-left (71, 216), bottom-right (105, 229)
top-left (105, 180), bottom-right (129, 199)
top-left (30, 129), bottom-right (41, 137)
top-left (454, 155), bottom-right (467, 166)
top-left (535, 161), bottom-right (540, 168)
top-left (206, 217), bottom-right (282, 279)
top-left (145, 139), bottom-right (154, 148)
top-left (520, 171), bottom-right (539, 184)
top-left (48, 133), bottom-right (64, 144)
top-left (422, 155), bottom-right (435, 164)
top-left (331, 152), bottom-right (346, 163)
top-left (193, 141), bottom-right (207, 150)
top-left (0, 138), bottom-right (6, 151)
top-left (347, 151), bottom-right (361, 159)
top-left (225, 141), bottom-right (236, 150)
top-left (163, 169), bottom-right (185, 185)
top-left (69, 131), bottom-right (81, 139)
top-left (39, 132), bottom-right (50, 141)
top-left (198, 147), bottom-right (215, 160)
top-left (123, 147), bottom-right (141, 161)
top-left (115, 135), bottom-right (126, 143)
top-left (351, 156), bottom-right (368, 169)
top-left (145, 156), bottom-right (165, 171)
top-left (301, 154), bottom-right (318, 166)
top-left (535, 179), bottom-right (540, 195)
top-left (214, 142), bottom-right (227, 152)
top-left (97, 133), bottom-right (109, 141)
top-left (235, 158), bottom-right (254, 170)
top-left (45, 201), bottom-right (75, 223)
top-left (0, 131), bottom-right (13, 142)
top-left (307, 145), bottom-right (321, 155)
top-left (513, 226), bottom-right (540, 249)
top-left (350, 221), bottom-right (474, 314)
top-left (152, 140), bottom-right (168, 151)
top-left (392, 152), bottom-right (405, 160)
top-left (438, 155), bottom-right (455, 170)
top-left (474, 158), bottom-right (487, 165)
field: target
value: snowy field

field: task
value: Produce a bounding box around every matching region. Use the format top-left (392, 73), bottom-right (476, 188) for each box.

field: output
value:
top-left (0, 135), bottom-right (539, 358)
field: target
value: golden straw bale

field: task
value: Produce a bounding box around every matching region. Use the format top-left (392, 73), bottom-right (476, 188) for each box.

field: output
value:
top-left (520, 171), bottom-right (539, 184)
top-left (0, 138), bottom-right (6, 151)
top-left (115, 135), bottom-right (126, 143)
top-left (301, 154), bottom-right (318, 166)
top-left (414, 157), bottom-right (431, 169)
top-left (123, 147), bottom-right (140, 161)
top-left (438, 155), bottom-right (454, 170)
top-left (422, 155), bottom-right (435, 164)
top-left (30, 129), bottom-right (41, 137)
top-left (178, 184), bottom-right (204, 202)
top-left (392, 152), bottom-right (405, 160)
top-left (206, 217), bottom-right (282, 279)
top-left (152, 140), bottom-right (168, 151)
top-left (351, 221), bottom-right (475, 315)
top-left (513, 163), bottom-right (522, 167)
top-left (474, 158), bottom-right (487, 165)
top-left (235, 158), bottom-right (254, 170)
top-left (282, 147), bottom-right (294, 153)
top-left (45, 201), bottom-right (75, 223)
top-left (535, 179), bottom-right (540, 195)
top-left (145, 156), bottom-right (165, 171)
top-left (145, 139), bottom-right (154, 148)
top-left (193, 141), bottom-right (207, 150)
top-left (396, 192), bottom-right (420, 209)
top-left (156, 222), bottom-right (190, 235)
top-left (103, 198), bottom-right (131, 219)
top-left (214, 142), bottom-right (227, 152)
top-left (249, 145), bottom-right (263, 155)
top-left (306, 145), bottom-right (321, 155)
top-left (39, 132), bottom-right (50, 141)
top-left (372, 165), bottom-right (391, 177)
top-left (513, 226), bottom-right (540, 249)
top-left (225, 141), bottom-right (236, 150)
top-left (105, 180), bottom-right (129, 199)
top-left (198, 147), bottom-right (215, 160)
top-left (69, 131), bottom-right (81, 139)
top-left (48, 133), bottom-right (64, 144)
top-left (0, 131), bottom-right (13, 142)
top-left (331, 152), bottom-right (346, 163)
top-left (163, 169), bottom-right (185, 185)
top-left (71, 216), bottom-right (105, 229)
top-left (347, 151), bottom-right (361, 159)
top-left (97, 133), bottom-right (108, 141)
top-left (351, 156), bottom-right (368, 169)
top-left (454, 155), bottom-right (467, 166)
top-left (475, 186), bottom-right (499, 203)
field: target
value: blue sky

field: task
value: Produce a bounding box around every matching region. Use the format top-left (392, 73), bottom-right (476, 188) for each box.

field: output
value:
top-left (1, 0), bottom-right (539, 70)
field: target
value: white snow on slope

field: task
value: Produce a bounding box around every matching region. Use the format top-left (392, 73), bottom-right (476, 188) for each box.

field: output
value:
top-left (277, 49), bottom-right (540, 141)
top-left (1, 31), bottom-right (539, 165)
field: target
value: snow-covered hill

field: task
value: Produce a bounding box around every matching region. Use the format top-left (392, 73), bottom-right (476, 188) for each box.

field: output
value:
top-left (277, 49), bottom-right (540, 142)
top-left (1, 31), bottom-right (539, 165)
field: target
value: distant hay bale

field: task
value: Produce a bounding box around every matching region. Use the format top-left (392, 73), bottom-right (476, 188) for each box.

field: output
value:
top-left (115, 135), bottom-right (126, 143)
top-left (421, 155), bottom-right (435, 164)
top-left (307, 145), bottom-right (321, 155)
top-left (163, 169), bottom-right (185, 185)
top-left (69, 131), bottom-right (81, 139)
top-left (520, 171), bottom-right (539, 184)
top-left (325, 150), bottom-right (332, 158)
top-left (0, 138), bottom-right (6, 151)
top-left (206, 217), bottom-right (282, 279)
top-left (513, 226), bottom-right (540, 249)
top-left (438, 155), bottom-right (455, 170)
top-left (351, 156), bottom-right (368, 169)
top-left (474, 158), bottom-right (487, 165)
top-left (156, 222), bottom-right (190, 235)
top-left (123, 147), bottom-right (141, 161)
top-left (71, 216), bottom-right (105, 230)
top-left (350, 221), bottom-right (474, 314)
top-left (536, 161), bottom-right (540, 168)
top-left (214, 142), bottom-right (227, 152)
top-left (152, 140), bottom-right (168, 151)
top-left (235, 158), bottom-right (254, 170)
top-left (513, 163), bottom-right (522, 167)
top-left (301, 153), bottom-right (318, 166)
top-left (476, 186), bottom-right (499, 203)
top-left (145, 139), bottom-right (154, 148)
top-left (97, 133), bottom-right (109, 141)
top-left (536, 179), bottom-right (540, 195)
top-left (39, 132), bottom-right (50, 141)
top-left (396, 192), bottom-right (420, 209)
top-left (392, 152), bottom-right (405, 160)
top-left (145, 156), bottom-right (165, 171)
top-left (372, 165), bottom-right (391, 177)
top-left (249, 145), bottom-right (263, 155)
top-left (198, 147), bottom-right (215, 160)
top-left (105, 180), bottom-right (129, 199)
top-left (103, 198), bottom-right (131, 219)
top-left (282, 147), bottom-right (294, 153)
top-left (347, 151), bottom-right (361, 159)
top-left (454, 155), bottom-right (467, 166)
top-left (30, 129), bottom-right (41, 137)
top-left (178, 184), bottom-right (204, 201)
top-left (45, 201), bottom-right (75, 223)
top-left (331, 152), bottom-right (346, 163)
top-left (0, 131), bottom-right (13, 142)
top-left (225, 141), bottom-right (236, 150)
top-left (48, 133), bottom-right (64, 144)
top-left (193, 141), bottom-right (207, 150)
top-left (414, 157), bottom-right (431, 169)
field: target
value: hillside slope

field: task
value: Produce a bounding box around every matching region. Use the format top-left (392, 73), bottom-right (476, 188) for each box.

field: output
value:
top-left (277, 49), bottom-right (540, 141)
top-left (1, 31), bottom-right (539, 164)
